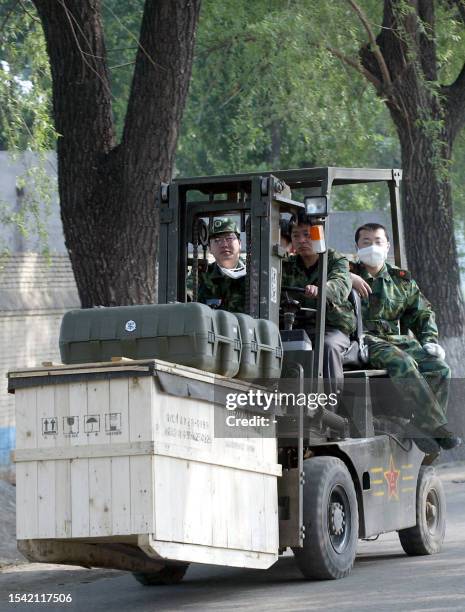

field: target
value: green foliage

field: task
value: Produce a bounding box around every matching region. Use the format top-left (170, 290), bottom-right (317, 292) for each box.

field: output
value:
top-left (0, 0), bottom-right (55, 150)
top-left (428, 1), bottom-right (465, 85)
top-left (176, 0), bottom-right (398, 202)
top-left (174, 0), bottom-right (465, 222)
top-left (1, 0), bottom-right (465, 226)
top-left (0, 1), bottom-right (56, 254)
top-left (0, 152), bottom-right (56, 257)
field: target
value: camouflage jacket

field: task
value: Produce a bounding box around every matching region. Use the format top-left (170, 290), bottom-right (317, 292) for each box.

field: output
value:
top-left (195, 260), bottom-right (246, 313)
top-left (281, 250), bottom-right (356, 336)
top-left (349, 261), bottom-right (438, 344)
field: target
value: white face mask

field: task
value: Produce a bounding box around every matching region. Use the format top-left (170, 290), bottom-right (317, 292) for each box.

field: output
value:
top-left (219, 262), bottom-right (246, 279)
top-left (357, 245), bottom-right (387, 268)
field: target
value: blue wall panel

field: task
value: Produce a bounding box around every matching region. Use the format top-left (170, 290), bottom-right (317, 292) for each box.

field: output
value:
top-left (0, 426), bottom-right (15, 467)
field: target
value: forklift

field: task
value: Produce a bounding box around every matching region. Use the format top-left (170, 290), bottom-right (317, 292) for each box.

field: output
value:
top-left (158, 167), bottom-right (446, 580)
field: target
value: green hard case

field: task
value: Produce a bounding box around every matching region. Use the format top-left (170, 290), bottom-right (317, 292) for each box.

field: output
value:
top-left (59, 303), bottom-right (242, 377)
top-left (234, 313), bottom-right (283, 380)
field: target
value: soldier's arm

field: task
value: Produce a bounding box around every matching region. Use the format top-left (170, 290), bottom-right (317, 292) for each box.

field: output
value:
top-left (401, 279), bottom-right (439, 344)
top-left (326, 254), bottom-right (352, 303)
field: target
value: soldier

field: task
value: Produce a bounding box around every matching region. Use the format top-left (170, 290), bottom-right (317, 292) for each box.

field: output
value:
top-left (281, 212), bottom-right (356, 392)
top-left (350, 222), bottom-right (461, 452)
top-left (195, 217), bottom-right (246, 313)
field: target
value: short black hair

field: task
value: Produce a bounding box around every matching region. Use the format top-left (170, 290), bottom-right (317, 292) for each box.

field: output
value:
top-left (289, 212), bottom-right (314, 232)
top-left (355, 223), bottom-right (389, 244)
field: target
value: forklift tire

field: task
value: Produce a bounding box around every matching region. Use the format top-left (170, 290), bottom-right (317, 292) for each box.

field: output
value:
top-left (293, 456), bottom-right (358, 580)
top-left (132, 564), bottom-right (189, 586)
top-left (398, 466), bottom-right (446, 555)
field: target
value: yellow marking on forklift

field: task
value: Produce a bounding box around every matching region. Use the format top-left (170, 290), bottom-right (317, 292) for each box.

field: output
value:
top-left (402, 464), bottom-right (413, 469)
top-left (401, 487), bottom-right (415, 493)
top-left (402, 476), bottom-right (414, 481)
top-left (372, 491), bottom-right (385, 497)
top-left (372, 479), bottom-right (383, 485)
top-left (370, 468), bottom-right (383, 473)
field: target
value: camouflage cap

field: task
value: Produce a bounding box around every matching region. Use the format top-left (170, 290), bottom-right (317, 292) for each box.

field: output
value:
top-left (209, 217), bottom-right (240, 238)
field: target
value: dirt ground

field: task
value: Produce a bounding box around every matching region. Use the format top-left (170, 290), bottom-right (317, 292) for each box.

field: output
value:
top-left (0, 480), bottom-right (26, 568)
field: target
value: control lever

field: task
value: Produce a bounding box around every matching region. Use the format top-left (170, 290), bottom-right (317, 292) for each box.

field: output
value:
top-left (280, 286), bottom-right (317, 330)
top-left (281, 286), bottom-right (317, 313)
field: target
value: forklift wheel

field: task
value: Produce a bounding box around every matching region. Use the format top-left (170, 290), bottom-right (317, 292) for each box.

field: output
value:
top-left (293, 456), bottom-right (358, 580)
top-left (398, 466), bottom-right (446, 555)
top-left (132, 564), bottom-right (189, 586)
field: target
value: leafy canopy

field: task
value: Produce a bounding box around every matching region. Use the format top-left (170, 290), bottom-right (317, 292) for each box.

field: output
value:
top-left (2, 0), bottom-right (465, 217)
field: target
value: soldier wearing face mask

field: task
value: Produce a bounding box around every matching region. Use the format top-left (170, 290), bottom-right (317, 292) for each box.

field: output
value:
top-left (350, 223), bottom-right (461, 453)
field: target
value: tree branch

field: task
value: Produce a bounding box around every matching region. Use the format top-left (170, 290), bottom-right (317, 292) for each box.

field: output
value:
top-left (440, 1), bottom-right (465, 137)
top-left (442, 0), bottom-right (465, 24)
top-left (57, 0), bottom-right (110, 91)
top-left (417, 0), bottom-right (437, 82)
top-left (31, 0), bottom-right (115, 174)
top-left (443, 60), bottom-right (465, 139)
top-left (0, 0), bottom-right (19, 35)
top-left (346, 0), bottom-right (392, 86)
top-left (121, 0), bottom-right (201, 180)
top-left (102, 1), bottom-right (167, 73)
top-left (326, 45), bottom-right (382, 90)
top-left (197, 34), bottom-right (257, 58)
top-left (18, 0), bottom-right (41, 24)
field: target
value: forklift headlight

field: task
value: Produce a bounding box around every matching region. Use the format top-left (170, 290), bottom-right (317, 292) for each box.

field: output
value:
top-left (304, 196), bottom-right (328, 216)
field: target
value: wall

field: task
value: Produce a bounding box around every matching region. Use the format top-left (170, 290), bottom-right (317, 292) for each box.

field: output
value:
top-left (0, 255), bottom-right (80, 481)
top-left (0, 151), bottom-right (65, 254)
top-left (1, 151), bottom-right (79, 480)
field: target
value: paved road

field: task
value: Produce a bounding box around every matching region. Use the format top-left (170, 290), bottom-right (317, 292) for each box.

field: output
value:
top-left (1, 465), bottom-right (464, 612)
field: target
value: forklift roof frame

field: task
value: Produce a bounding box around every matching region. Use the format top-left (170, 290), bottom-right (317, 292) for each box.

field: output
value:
top-left (168, 166), bottom-right (404, 264)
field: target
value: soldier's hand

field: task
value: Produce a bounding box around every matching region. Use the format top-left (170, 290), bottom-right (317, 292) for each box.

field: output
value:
top-left (351, 273), bottom-right (372, 298)
top-left (304, 284), bottom-right (319, 298)
top-left (423, 342), bottom-right (446, 361)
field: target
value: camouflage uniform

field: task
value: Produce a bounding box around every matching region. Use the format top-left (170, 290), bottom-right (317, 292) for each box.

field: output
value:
top-left (282, 250), bottom-right (356, 392)
top-left (282, 249), bottom-right (356, 335)
top-left (196, 259), bottom-right (246, 313)
top-left (191, 218), bottom-right (246, 313)
top-left (350, 260), bottom-right (450, 431)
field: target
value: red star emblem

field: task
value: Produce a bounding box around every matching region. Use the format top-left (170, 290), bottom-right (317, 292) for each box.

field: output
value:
top-left (384, 456), bottom-right (400, 499)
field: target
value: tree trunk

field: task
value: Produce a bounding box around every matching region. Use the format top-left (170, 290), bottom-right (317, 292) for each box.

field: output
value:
top-left (396, 130), bottom-right (462, 336)
top-left (32, 0), bottom-right (201, 307)
top-left (358, 0), bottom-right (465, 340)
top-left (355, 0), bottom-right (465, 456)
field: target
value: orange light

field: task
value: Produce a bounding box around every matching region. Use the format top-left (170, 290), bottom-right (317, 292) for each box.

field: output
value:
top-left (310, 225), bottom-right (324, 240)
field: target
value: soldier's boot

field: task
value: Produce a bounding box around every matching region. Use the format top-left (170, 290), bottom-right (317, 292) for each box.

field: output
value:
top-left (432, 425), bottom-right (462, 450)
top-left (404, 421), bottom-right (441, 455)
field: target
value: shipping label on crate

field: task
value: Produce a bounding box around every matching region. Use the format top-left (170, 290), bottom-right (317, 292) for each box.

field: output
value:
top-left (39, 412), bottom-right (123, 439)
top-left (158, 401), bottom-right (213, 447)
top-left (154, 394), bottom-right (268, 463)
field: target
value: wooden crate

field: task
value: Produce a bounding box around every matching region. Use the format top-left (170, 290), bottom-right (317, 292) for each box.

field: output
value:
top-left (11, 360), bottom-right (281, 570)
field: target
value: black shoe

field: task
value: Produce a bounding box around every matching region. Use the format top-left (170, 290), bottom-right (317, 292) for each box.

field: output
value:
top-left (405, 422), bottom-right (441, 454)
top-left (433, 426), bottom-right (462, 450)
top-left (414, 435), bottom-right (441, 454)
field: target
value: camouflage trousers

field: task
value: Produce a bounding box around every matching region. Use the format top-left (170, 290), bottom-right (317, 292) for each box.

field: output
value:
top-left (365, 334), bottom-right (451, 432)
